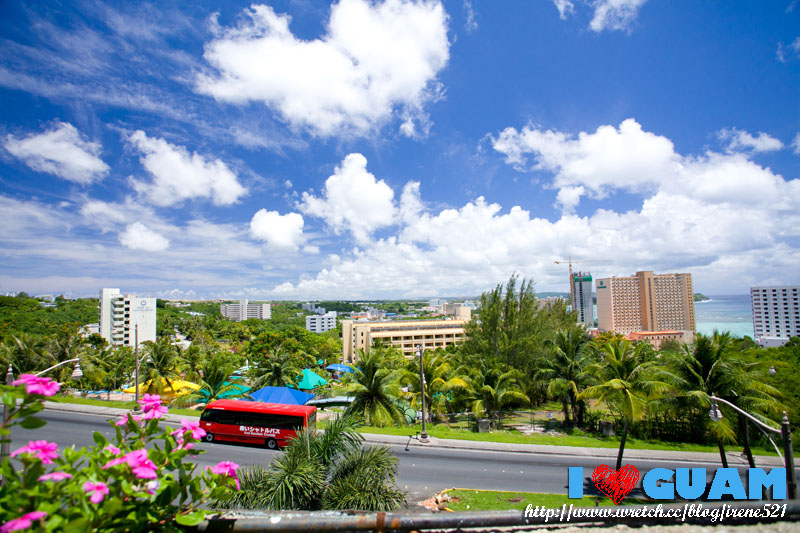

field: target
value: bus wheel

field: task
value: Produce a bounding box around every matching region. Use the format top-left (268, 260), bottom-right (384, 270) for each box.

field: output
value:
top-left (204, 433), bottom-right (214, 442)
top-left (265, 438), bottom-right (278, 450)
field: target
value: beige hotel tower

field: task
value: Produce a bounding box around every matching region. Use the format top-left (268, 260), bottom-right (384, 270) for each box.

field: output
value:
top-left (595, 271), bottom-right (696, 341)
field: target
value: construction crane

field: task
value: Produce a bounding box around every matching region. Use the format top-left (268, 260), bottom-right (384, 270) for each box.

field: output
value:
top-left (554, 257), bottom-right (609, 307)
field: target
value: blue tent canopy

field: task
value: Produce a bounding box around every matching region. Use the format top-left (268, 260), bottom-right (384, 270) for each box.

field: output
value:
top-left (248, 386), bottom-right (314, 405)
top-left (326, 364), bottom-right (355, 374)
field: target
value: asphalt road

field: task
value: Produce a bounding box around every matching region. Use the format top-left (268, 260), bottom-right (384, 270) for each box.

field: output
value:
top-left (11, 410), bottom-right (800, 503)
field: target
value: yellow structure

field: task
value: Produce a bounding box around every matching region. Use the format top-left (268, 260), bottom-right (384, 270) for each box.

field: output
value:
top-left (596, 271), bottom-right (695, 341)
top-left (123, 379), bottom-right (201, 399)
top-left (341, 319), bottom-right (467, 363)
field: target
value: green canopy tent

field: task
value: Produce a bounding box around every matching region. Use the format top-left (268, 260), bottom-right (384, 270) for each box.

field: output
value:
top-left (294, 368), bottom-right (328, 391)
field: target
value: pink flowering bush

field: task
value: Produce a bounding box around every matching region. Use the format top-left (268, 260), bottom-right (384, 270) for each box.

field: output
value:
top-left (1, 386), bottom-right (238, 532)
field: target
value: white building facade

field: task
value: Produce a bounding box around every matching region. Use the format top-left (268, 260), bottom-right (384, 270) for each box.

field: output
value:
top-left (306, 311), bottom-right (338, 333)
top-left (751, 286), bottom-right (800, 345)
top-left (220, 299), bottom-right (272, 322)
top-left (99, 288), bottom-right (157, 347)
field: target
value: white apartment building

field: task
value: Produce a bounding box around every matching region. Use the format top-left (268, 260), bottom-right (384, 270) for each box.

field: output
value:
top-left (99, 288), bottom-right (156, 347)
top-left (219, 299), bottom-right (271, 322)
top-left (306, 311), bottom-right (338, 333)
top-left (751, 286), bottom-right (800, 345)
top-left (596, 271), bottom-right (695, 340)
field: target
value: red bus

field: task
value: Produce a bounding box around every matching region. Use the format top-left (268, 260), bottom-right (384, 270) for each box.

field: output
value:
top-left (199, 400), bottom-right (316, 449)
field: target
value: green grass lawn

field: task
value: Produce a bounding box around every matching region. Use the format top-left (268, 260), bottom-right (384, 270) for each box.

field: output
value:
top-left (351, 422), bottom-right (778, 456)
top-left (443, 489), bottom-right (647, 511)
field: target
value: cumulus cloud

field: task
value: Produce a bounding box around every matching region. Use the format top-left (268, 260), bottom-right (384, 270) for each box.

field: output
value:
top-left (196, 0), bottom-right (450, 137)
top-left (718, 128), bottom-right (784, 153)
top-left (3, 122), bottom-right (109, 184)
top-left (791, 132), bottom-right (800, 155)
top-left (119, 222), bottom-right (169, 251)
top-left (492, 118), bottom-right (679, 202)
top-left (267, 119), bottom-right (800, 299)
top-left (589, 0), bottom-right (648, 32)
top-left (128, 130), bottom-right (247, 206)
top-left (299, 153), bottom-right (397, 243)
top-left (249, 209), bottom-right (305, 251)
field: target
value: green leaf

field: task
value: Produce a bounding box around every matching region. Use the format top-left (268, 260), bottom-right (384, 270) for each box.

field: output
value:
top-left (176, 510), bottom-right (206, 526)
top-left (63, 517), bottom-right (90, 531)
top-left (19, 416), bottom-right (46, 429)
top-left (92, 432), bottom-right (107, 447)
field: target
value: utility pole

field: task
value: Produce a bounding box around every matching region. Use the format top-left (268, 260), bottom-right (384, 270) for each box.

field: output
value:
top-left (1, 364), bottom-right (14, 462)
top-left (134, 324), bottom-right (140, 407)
top-left (417, 345), bottom-right (429, 443)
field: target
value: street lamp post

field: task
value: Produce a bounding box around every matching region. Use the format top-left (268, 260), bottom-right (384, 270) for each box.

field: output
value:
top-left (710, 394), bottom-right (796, 499)
top-left (416, 344), bottom-right (429, 443)
top-left (134, 325), bottom-right (140, 406)
top-left (1, 364), bottom-right (14, 461)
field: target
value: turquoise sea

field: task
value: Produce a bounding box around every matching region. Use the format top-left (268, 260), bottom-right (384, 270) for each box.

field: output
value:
top-left (590, 294), bottom-right (754, 339)
top-left (694, 294), bottom-right (753, 338)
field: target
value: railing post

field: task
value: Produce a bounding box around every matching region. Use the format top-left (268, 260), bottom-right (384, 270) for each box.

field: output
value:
top-left (781, 412), bottom-right (796, 499)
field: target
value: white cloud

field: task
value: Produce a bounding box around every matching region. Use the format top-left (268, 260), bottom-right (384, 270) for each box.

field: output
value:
top-left (267, 119), bottom-right (800, 299)
top-left (3, 122), bottom-right (108, 184)
top-left (463, 1), bottom-right (478, 31)
top-left (717, 128), bottom-right (784, 153)
top-left (492, 118), bottom-right (679, 202)
top-left (119, 222), bottom-right (169, 251)
top-left (552, 0), bottom-right (575, 19)
top-left (791, 132), bottom-right (800, 155)
top-left (589, 0), bottom-right (648, 33)
top-left (196, 0), bottom-right (450, 137)
top-left (128, 130), bottom-right (247, 206)
top-left (299, 153), bottom-right (397, 243)
top-left (249, 209), bottom-right (305, 251)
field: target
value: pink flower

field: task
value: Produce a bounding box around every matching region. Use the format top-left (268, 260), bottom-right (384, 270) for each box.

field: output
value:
top-left (171, 418), bottom-right (206, 440)
top-left (0, 511), bottom-right (47, 532)
top-left (104, 445), bottom-right (121, 455)
top-left (138, 394), bottom-right (163, 412)
top-left (140, 404), bottom-right (168, 420)
top-left (37, 472), bottom-right (73, 482)
top-left (115, 414), bottom-right (142, 427)
top-left (173, 436), bottom-right (195, 452)
top-left (212, 461), bottom-right (240, 490)
top-left (83, 481), bottom-right (109, 504)
top-left (12, 374), bottom-right (60, 397)
top-left (102, 449), bottom-right (158, 479)
top-left (10, 440), bottom-right (58, 464)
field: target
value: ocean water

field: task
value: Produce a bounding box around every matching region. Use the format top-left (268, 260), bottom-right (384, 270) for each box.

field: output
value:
top-left (694, 294), bottom-right (753, 338)
top-left (589, 294), bottom-right (754, 338)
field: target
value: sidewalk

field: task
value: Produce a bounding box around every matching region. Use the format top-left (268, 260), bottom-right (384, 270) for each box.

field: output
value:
top-left (43, 402), bottom-right (785, 467)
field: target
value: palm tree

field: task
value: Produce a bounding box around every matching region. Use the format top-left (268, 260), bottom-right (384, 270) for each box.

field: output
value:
top-left (536, 327), bottom-right (592, 426)
top-left (172, 354), bottom-right (246, 407)
top-left (178, 344), bottom-right (205, 382)
top-left (140, 338), bottom-right (181, 394)
top-left (219, 415), bottom-right (405, 511)
top-left (658, 331), bottom-right (782, 467)
top-left (466, 359), bottom-right (530, 428)
top-left (580, 338), bottom-right (669, 470)
top-left (249, 348), bottom-right (305, 388)
top-left (342, 346), bottom-right (407, 427)
top-left (5, 334), bottom-right (50, 373)
top-left (404, 349), bottom-right (469, 422)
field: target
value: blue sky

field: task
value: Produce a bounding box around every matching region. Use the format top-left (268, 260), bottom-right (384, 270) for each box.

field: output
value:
top-left (1, 0), bottom-right (799, 300)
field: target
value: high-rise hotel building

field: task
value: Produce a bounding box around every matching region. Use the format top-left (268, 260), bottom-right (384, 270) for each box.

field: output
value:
top-left (751, 286), bottom-right (800, 342)
top-left (572, 271), bottom-right (594, 327)
top-left (596, 271), bottom-right (695, 340)
top-left (99, 288), bottom-right (157, 347)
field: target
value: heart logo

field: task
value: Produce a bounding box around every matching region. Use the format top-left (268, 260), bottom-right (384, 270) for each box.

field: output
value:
top-left (592, 464), bottom-right (639, 505)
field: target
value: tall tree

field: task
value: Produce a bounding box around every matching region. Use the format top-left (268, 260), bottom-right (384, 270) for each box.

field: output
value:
top-left (140, 338), bottom-right (181, 394)
top-left (173, 354), bottom-right (244, 407)
top-left (536, 327), bottom-right (592, 426)
top-left (342, 346), bottom-right (407, 427)
top-left (249, 347), bottom-right (306, 388)
top-left (580, 338), bottom-right (668, 470)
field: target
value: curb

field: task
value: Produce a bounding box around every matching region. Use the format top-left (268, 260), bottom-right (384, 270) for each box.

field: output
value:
top-left (42, 402), bottom-right (785, 467)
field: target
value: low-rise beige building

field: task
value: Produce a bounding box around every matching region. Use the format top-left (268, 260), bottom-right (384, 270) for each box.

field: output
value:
top-left (341, 319), bottom-right (467, 363)
top-left (626, 330), bottom-right (685, 350)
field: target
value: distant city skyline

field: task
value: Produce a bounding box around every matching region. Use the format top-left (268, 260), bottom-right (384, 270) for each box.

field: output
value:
top-left (1, 1), bottom-right (798, 300)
